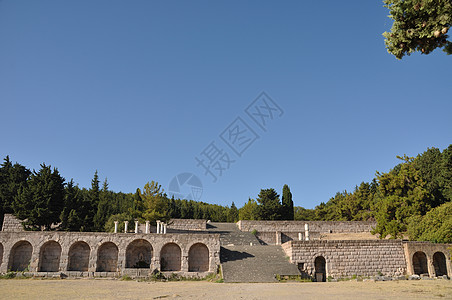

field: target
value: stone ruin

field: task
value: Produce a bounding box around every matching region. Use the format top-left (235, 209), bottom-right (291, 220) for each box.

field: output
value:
top-left (0, 214), bottom-right (450, 281)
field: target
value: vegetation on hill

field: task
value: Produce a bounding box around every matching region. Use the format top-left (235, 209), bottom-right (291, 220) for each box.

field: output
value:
top-left (0, 144), bottom-right (450, 243)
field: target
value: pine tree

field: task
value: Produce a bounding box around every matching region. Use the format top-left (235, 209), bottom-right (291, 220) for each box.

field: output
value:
top-left (256, 188), bottom-right (282, 220)
top-left (227, 201), bottom-right (239, 222)
top-left (94, 178), bottom-right (112, 231)
top-left (281, 184), bottom-right (294, 220)
top-left (12, 163), bottom-right (65, 230)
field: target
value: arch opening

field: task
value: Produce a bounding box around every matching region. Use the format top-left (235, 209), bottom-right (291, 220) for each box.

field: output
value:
top-left (9, 241), bottom-right (32, 271)
top-left (39, 241), bottom-right (62, 272)
top-left (0, 242), bottom-right (3, 267)
top-left (126, 239), bottom-right (152, 268)
top-left (160, 243), bottom-right (181, 271)
top-left (314, 256), bottom-right (326, 282)
top-left (68, 241), bottom-right (90, 272)
top-left (433, 252), bottom-right (448, 277)
top-left (188, 243), bottom-right (209, 272)
top-left (96, 242), bottom-right (118, 272)
top-left (412, 251), bottom-right (428, 275)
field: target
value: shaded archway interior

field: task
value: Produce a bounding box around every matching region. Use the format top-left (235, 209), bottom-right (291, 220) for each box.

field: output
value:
top-left (160, 243), bottom-right (181, 271)
top-left (314, 256), bottom-right (326, 282)
top-left (126, 239), bottom-right (153, 268)
top-left (188, 243), bottom-right (209, 272)
top-left (96, 242), bottom-right (118, 272)
top-left (433, 252), bottom-right (448, 277)
top-left (412, 251), bottom-right (428, 275)
top-left (68, 241), bottom-right (90, 272)
top-left (9, 241), bottom-right (32, 271)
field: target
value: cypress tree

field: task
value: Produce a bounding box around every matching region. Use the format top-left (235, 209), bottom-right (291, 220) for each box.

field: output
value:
top-left (281, 184), bottom-right (294, 220)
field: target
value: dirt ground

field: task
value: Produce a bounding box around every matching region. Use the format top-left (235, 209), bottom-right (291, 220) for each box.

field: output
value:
top-left (0, 279), bottom-right (451, 300)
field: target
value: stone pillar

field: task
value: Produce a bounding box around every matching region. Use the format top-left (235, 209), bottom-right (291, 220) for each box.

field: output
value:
top-left (135, 220), bottom-right (139, 234)
top-left (305, 223), bottom-right (309, 241)
top-left (427, 256), bottom-right (435, 278)
top-left (163, 223), bottom-right (167, 234)
top-left (298, 232), bottom-right (302, 241)
top-left (124, 221), bottom-right (129, 233)
top-left (145, 221), bottom-right (150, 234)
top-left (114, 221), bottom-right (119, 233)
top-left (275, 231), bottom-right (281, 245)
top-left (156, 220), bottom-right (160, 234)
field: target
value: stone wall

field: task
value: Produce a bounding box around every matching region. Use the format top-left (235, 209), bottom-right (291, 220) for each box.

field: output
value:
top-left (0, 231), bottom-right (220, 277)
top-left (403, 241), bottom-right (452, 277)
top-left (237, 220), bottom-right (376, 234)
top-left (168, 219), bottom-right (207, 231)
top-left (1, 214), bottom-right (24, 232)
top-left (282, 240), bottom-right (407, 278)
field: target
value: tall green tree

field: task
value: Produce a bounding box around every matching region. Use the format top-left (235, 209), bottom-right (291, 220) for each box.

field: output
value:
top-left (12, 163), bottom-right (65, 230)
top-left (94, 178), bottom-right (113, 231)
top-left (227, 201), bottom-right (239, 222)
top-left (239, 198), bottom-right (258, 220)
top-left (256, 188), bottom-right (282, 220)
top-left (372, 156), bottom-right (432, 238)
top-left (60, 179), bottom-right (84, 231)
top-left (383, 0), bottom-right (452, 59)
top-left (0, 156), bottom-right (30, 226)
top-left (281, 184), bottom-right (294, 220)
top-left (140, 181), bottom-right (170, 223)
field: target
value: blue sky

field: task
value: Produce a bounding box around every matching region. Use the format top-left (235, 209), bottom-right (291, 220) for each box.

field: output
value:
top-left (1, 1), bottom-right (451, 209)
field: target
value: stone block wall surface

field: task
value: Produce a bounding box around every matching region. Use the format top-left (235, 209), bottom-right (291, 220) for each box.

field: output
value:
top-left (0, 231), bottom-right (220, 276)
top-left (403, 241), bottom-right (452, 277)
top-left (237, 220), bottom-right (376, 233)
top-left (1, 214), bottom-right (24, 232)
top-left (282, 240), bottom-right (407, 278)
top-left (168, 219), bottom-right (207, 231)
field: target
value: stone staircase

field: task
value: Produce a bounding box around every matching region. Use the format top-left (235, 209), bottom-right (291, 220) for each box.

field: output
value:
top-left (208, 222), bottom-right (300, 282)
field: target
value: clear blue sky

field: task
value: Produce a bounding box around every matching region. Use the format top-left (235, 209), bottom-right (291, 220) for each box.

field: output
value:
top-left (1, 1), bottom-right (451, 209)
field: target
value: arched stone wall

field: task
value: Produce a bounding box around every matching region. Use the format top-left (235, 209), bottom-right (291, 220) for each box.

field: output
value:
top-left (39, 241), bottom-right (62, 272)
top-left (188, 243), bottom-right (209, 272)
top-left (314, 256), bottom-right (326, 282)
top-left (433, 252), bottom-right (448, 277)
top-left (126, 239), bottom-right (152, 268)
top-left (160, 243), bottom-right (181, 271)
top-left (9, 241), bottom-right (33, 271)
top-left (96, 242), bottom-right (118, 272)
top-left (412, 251), bottom-right (428, 275)
top-left (68, 241), bottom-right (90, 272)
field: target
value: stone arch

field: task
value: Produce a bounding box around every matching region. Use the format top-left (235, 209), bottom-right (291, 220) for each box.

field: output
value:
top-left (412, 251), bottom-right (428, 275)
top-left (68, 241), bottom-right (90, 271)
top-left (126, 239), bottom-right (153, 268)
top-left (39, 241), bottom-right (62, 272)
top-left (188, 243), bottom-right (209, 272)
top-left (314, 256), bottom-right (326, 282)
top-left (160, 243), bottom-right (181, 271)
top-left (433, 252), bottom-right (448, 277)
top-left (0, 242), bottom-right (3, 267)
top-left (96, 242), bottom-right (118, 272)
top-left (9, 240), bottom-right (33, 271)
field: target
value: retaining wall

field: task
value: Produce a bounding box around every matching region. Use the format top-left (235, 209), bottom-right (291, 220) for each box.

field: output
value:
top-left (282, 240), bottom-right (407, 278)
top-left (0, 231), bottom-right (220, 277)
top-left (237, 220), bottom-right (376, 233)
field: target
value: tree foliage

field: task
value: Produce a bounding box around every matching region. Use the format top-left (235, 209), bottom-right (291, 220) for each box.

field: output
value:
top-left (383, 0), bottom-right (452, 59)
top-left (256, 188), bottom-right (282, 220)
top-left (12, 164), bottom-right (65, 230)
top-left (281, 184), bottom-right (294, 220)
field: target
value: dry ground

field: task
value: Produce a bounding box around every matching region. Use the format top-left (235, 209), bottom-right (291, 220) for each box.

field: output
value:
top-left (0, 279), bottom-right (451, 300)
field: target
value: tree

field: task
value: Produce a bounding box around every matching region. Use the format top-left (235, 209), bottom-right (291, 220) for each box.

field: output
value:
top-left (372, 156), bottom-right (432, 238)
top-left (0, 156), bottom-right (30, 226)
top-left (239, 198), bottom-right (258, 220)
top-left (407, 201), bottom-right (452, 243)
top-left (12, 163), bottom-right (65, 230)
top-left (383, 0), bottom-right (452, 59)
top-left (256, 188), bottom-right (282, 220)
top-left (281, 184), bottom-right (294, 220)
top-left (227, 201), bottom-right (239, 222)
top-left (94, 178), bottom-right (113, 231)
top-left (59, 179), bottom-right (85, 231)
top-left (140, 181), bottom-right (170, 223)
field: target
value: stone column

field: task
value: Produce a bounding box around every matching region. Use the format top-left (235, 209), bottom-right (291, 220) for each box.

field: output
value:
top-left (124, 221), bottom-right (129, 233)
top-left (305, 223), bottom-right (309, 241)
top-left (114, 221), bottom-right (119, 233)
top-left (135, 220), bottom-right (139, 234)
top-left (156, 220), bottom-right (160, 234)
top-left (275, 231), bottom-right (281, 245)
top-left (145, 221), bottom-right (150, 234)
top-left (298, 232), bottom-right (302, 241)
top-left (163, 223), bottom-right (167, 234)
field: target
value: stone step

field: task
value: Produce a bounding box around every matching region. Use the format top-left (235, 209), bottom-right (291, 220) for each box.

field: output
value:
top-left (220, 245), bottom-right (300, 283)
top-left (208, 222), bottom-right (260, 246)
